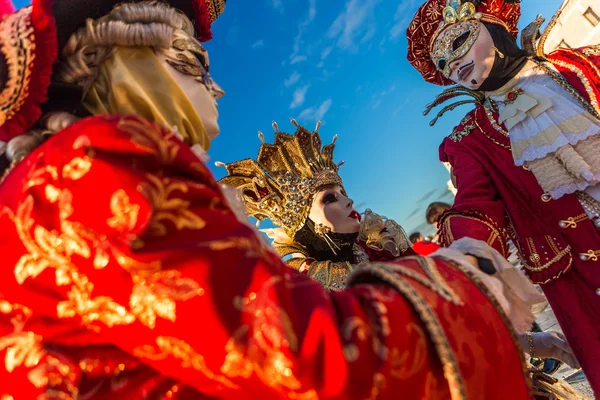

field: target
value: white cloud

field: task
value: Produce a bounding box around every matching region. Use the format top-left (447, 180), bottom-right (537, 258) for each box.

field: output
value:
top-left (288, 0), bottom-right (318, 65)
top-left (290, 85), bottom-right (310, 109)
top-left (372, 99), bottom-right (382, 110)
top-left (321, 46), bottom-right (333, 60)
top-left (284, 71), bottom-right (301, 87)
top-left (290, 55), bottom-right (308, 65)
top-left (298, 99), bottom-right (333, 122)
top-left (252, 40), bottom-right (265, 49)
top-left (328, 0), bottom-right (379, 51)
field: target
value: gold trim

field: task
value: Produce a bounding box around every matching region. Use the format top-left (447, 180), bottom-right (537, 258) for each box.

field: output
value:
top-left (347, 261), bottom-right (467, 400)
top-left (441, 258), bottom-right (533, 397)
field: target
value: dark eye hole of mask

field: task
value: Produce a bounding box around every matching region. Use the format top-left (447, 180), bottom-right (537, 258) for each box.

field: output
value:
top-left (452, 31), bottom-right (471, 51)
top-left (322, 193), bottom-right (337, 204)
top-left (195, 52), bottom-right (209, 72)
top-left (437, 58), bottom-right (447, 71)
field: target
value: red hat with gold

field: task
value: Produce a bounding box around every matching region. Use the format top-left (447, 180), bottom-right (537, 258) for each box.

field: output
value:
top-left (406, 0), bottom-right (521, 86)
top-left (0, 0), bottom-right (226, 143)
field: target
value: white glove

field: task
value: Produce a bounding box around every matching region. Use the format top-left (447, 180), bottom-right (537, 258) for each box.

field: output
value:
top-left (520, 331), bottom-right (580, 369)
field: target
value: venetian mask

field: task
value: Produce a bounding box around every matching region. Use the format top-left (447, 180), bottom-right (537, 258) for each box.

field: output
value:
top-left (161, 30), bottom-right (225, 140)
top-left (431, 20), bottom-right (496, 89)
top-left (308, 185), bottom-right (361, 234)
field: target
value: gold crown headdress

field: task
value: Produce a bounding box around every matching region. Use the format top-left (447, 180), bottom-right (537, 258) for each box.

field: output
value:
top-left (218, 119), bottom-right (344, 238)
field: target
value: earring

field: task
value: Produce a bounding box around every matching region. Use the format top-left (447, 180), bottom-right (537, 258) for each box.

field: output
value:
top-left (493, 46), bottom-right (505, 59)
top-left (314, 223), bottom-right (341, 255)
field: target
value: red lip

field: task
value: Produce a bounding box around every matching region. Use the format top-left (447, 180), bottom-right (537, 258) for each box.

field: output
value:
top-left (458, 63), bottom-right (474, 82)
top-left (348, 210), bottom-right (361, 221)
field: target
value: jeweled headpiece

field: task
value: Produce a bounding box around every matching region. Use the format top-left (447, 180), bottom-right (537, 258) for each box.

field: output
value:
top-left (407, 0), bottom-right (521, 85)
top-left (218, 119), bottom-right (344, 238)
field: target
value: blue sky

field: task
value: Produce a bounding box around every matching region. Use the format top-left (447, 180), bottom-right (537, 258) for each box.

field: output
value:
top-left (15, 0), bottom-right (564, 234)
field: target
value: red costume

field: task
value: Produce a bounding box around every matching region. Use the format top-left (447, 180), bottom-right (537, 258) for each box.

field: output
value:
top-left (0, 0), bottom-right (550, 398)
top-left (407, 0), bottom-right (600, 393)
top-left (412, 241), bottom-right (442, 256)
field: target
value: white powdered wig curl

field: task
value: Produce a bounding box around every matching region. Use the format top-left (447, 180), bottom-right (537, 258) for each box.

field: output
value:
top-left (57, 1), bottom-right (193, 94)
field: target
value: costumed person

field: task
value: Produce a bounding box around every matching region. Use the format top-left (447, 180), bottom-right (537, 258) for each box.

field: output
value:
top-left (218, 119), bottom-right (415, 292)
top-left (0, 0), bottom-right (579, 398)
top-left (406, 0), bottom-right (600, 393)
top-left (410, 232), bottom-right (442, 255)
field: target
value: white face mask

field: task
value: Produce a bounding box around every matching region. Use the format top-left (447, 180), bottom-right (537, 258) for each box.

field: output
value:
top-left (433, 21), bottom-right (496, 90)
top-left (160, 30), bottom-right (225, 140)
top-left (308, 185), bottom-right (361, 234)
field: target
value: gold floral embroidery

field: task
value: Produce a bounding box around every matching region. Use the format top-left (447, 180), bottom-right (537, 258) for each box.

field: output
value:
top-left (11, 153), bottom-right (202, 329)
top-left (134, 336), bottom-right (237, 389)
top-left (118, 118), bottom-right (181, 165)
top-left (62, 157), bottom-right (92, 181)
top-left (203, 236), bottom-right (265, 258)
top-left (139, 175), bottom-right (206, 236)
top-left (129, 269), bottom-right (200, 329)
top-left (221, 277), bottom-right (317, 399)
top-left (0, 301), bottom-right (44, 373)
top-left (390, 323), bottom-right (427, 380)
top-left (0, 302), bottom-right (36, 377)
top-left (107, 189), bottom-right (140, 231)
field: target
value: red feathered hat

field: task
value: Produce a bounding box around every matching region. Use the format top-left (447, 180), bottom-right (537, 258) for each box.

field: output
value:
top-left (0, 0), bottom-right (226, 142)
top-left (406, 0), bottom-right (521, 86)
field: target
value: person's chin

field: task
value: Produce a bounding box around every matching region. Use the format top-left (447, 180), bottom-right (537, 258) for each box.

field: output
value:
top-left (206, 121), bottom-right (220, 140)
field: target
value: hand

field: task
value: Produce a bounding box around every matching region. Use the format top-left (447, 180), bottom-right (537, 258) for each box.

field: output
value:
top-left (520, 331), bottom-right (580, 369)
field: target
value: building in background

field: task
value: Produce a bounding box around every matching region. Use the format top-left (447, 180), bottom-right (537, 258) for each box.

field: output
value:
top-left (544, 0), bottom-right (600, 53)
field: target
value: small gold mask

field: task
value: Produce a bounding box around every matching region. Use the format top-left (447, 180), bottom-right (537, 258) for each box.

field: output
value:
top-left (430, 19), bottom-right (480, 78)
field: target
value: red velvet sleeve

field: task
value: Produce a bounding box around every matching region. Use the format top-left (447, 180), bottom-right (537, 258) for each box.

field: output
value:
top-left (0, 115), bottom-right (531, 399)
top-left (438, 124), bottom-right (509, 257)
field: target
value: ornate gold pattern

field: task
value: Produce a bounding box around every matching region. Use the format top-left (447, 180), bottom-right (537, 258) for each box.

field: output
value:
top-left (431, 20), bottom-right (480, 78)
top-left (10, 130), bottom-right (203, 329)
top-left (537, 59), bottom-right (600, 117)
top-left (219, 120), bottom-right (343, 238)
top-left (390, 323), bottom-right (427, 380)
top-left (107, 189), bottom-right (140, 231)
top-left (204, 0), bottom-right (226, 23)
top-left (558, 213), bottom-right (588, 229)
top-left (0, 6), bottom-right (35, 124)
top-left (134, 336), bottom-right (238, 389)
top-left (449, 115), bottom-right (476, 142)
top-left (118, 118), bottom-right (181, 165)
top-left (441, 258), bottom-right (533, 398)
top-left (138, 174), bottom-right (206, 236)
top-left (579, 249), bottom-right (600, 262)
top-left (582, 45), bottom-right (600, 57)
top-left (0, 301), bottom-right (44, 374)
top-left (522, 237), bottom-right (572, 272)
top-left (221, 277), bottom-right (317, 399)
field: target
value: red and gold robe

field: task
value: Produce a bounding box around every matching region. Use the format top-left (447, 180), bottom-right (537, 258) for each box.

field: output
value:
top-left (439, 46), bottom-right (600, 395)
top-left (0, 115), bottom-right (532, 399)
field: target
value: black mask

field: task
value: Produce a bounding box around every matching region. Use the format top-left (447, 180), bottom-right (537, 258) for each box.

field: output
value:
top-left (478, 23), bottom-right (529, 92)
